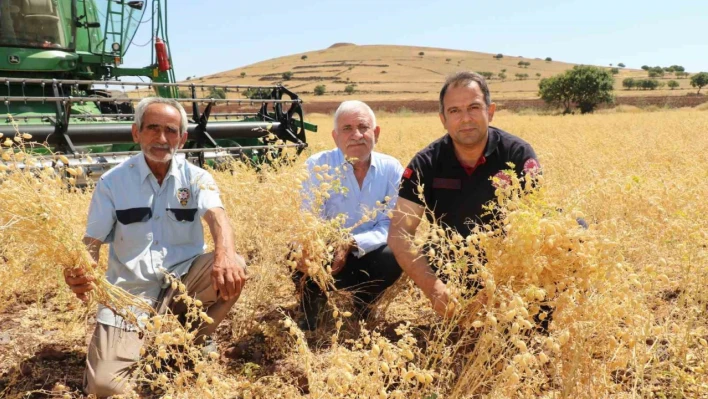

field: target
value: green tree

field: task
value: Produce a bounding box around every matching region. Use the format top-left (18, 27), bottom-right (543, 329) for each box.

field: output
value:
top-left (690, 72), bottom-right (708, 94)
top-left (641, 65), bottom-right (650, 71)
top-left (242, 88), bottom-right (271, 99)
top-left (622, 78), bottom-right (635, 90)
top-left (494, 53), bottom-right (503, 60)
top-left (446, 58), bottom-right (452, 62)
top-left (545, 57), bottom-right (552, 62)
top-left (648, 70), bottom-right (663, 78)
top-left (314, 84), bottom-right (326, 96)
top-left (618, 63), bottom-right (626, 68)
top-left (501, 69), bottom-right (507, 73)
top-left (207, 87), bottom-right (226, 99)
top-left (672, 65), bottom-right (685, 72)
top-left (301, 55), bottom-right (308, 60)
top-left (498, 72), bottom-right (507, 80)
top-left (240, 72), bottom-right (246, 78)
top-left (418, 51), bottom-right (425, 56)
top-left (639, 79), bottom-right (659, 90)
top-left (610, 67), bottom-right (620, 75)
top-left (667, 80), bottom-right (679, 90)
top-left (344, 84), bottom-right (356, 94)
top-left (538, 65), bottom-right (614, 114)
top-left (478, 71), bottom-right (494, 80)
top-left (282, 71), bottom-right (294, 80)
top-left (676, 71), bottom-right (689, 79)
top-left (535, 73), bottom-right (541, 78)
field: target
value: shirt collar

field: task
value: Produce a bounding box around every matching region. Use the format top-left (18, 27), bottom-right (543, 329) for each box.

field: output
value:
top-left (136, 152), bottom-right (183, 183)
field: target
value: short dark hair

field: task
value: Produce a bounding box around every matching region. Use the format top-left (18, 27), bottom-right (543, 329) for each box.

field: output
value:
top-left (439, 71), bottom-right (492, 114)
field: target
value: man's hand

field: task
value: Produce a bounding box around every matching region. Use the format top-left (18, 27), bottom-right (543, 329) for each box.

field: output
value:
top-left (330, 242), bottom-right (351, 275)
top-left (211, 253), bottom-right (248, 301)
top-left (428, 278), bottom-right (458, 318)
top-left (64, 264), bottom-right (96, 302)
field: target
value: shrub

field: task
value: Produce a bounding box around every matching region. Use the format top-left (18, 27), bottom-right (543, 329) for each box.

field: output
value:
top-left (314, 85), bottom-right (326, 96)
top-left (545, 57), bottom-right (552, 62)
top-left (667, 80), bottom-right (679, 90)
top-left (344, 84), bottom-right (356, 94)
top-left (282, 71), bottom-right (294, 80)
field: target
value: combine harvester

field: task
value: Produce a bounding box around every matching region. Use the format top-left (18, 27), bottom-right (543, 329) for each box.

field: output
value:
top-left (0, 0), bottom-right (315, 183)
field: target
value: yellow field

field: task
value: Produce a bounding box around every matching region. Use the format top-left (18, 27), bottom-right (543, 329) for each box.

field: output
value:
top-left (191, 44), bottom-right (700, 102)
top-left (1, 108), bottom-right (707, 398)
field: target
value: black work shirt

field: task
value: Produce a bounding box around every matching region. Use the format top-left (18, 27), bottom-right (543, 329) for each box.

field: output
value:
top-left (398, 126), bottom-right (539, 235)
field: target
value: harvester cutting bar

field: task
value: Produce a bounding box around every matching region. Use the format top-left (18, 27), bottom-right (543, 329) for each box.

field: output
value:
top-left (1, 77), bottom-right (285, 91)
top-left (6, 113), bottom-right (259, 121)
top-left (1, 96), bottom-right (299, 105)
top-left (2, 143), bottom-right (304, 185)
top-left (0, 122), bottom-right (281, 144)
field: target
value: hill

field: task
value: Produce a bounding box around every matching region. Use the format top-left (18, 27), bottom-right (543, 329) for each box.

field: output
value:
top-left (186, 44), bottom-right (699, 105)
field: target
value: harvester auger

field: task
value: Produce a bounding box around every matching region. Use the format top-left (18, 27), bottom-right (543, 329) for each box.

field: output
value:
top-left (0, 0), bottom-right (316, 183)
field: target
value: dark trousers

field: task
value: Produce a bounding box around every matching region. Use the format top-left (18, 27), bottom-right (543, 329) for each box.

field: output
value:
top-left (293, 245), bottom-right (402, 318)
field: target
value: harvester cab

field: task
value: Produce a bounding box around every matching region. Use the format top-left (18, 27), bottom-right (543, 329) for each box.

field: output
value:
top-left (0, 0), bottom-right (316, 183)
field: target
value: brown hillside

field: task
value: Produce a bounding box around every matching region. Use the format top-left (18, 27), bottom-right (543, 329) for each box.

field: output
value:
top-left (188, 44), bottom-right (699, 104)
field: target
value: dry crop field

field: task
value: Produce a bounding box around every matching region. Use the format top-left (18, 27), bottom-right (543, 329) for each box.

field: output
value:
top-left (1, 107), bottom-right (707, 398)
top-left (190, 44), bottom-right (701, 103)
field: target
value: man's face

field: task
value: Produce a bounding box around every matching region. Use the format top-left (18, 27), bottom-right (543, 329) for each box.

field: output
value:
top-left (439, 82), bottom-right (496, 148)
top-left (131, 103), bottom-right (187, 164)
top-left (331, 109), bottom-right (380, 162)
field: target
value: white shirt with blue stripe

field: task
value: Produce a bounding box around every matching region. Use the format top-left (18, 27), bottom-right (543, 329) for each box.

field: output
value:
top-left (304, 148), bottom-right (403, 257)
top-left (85, 152), bottom-right (223, 329)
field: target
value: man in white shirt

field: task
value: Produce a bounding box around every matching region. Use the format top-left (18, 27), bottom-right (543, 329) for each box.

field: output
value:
top-left (295, 100), bottom-right (403, 330)
top-left (63, 97), bottom-right (247, 397)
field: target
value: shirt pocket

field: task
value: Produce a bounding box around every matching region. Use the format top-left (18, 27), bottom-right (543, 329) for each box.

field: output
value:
top-left (165, 207), bottom-right (199, 245)
top-left (114, 207), bottom-right (153, 264)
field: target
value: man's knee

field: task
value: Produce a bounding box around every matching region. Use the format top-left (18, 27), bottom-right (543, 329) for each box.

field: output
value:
top-left (85, 362), bottom-right (133, 397)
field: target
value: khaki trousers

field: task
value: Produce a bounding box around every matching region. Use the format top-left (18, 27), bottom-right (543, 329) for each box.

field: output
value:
top-left (83, 252), bottom-right (238, 397)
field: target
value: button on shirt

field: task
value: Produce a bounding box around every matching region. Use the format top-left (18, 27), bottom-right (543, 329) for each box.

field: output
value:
top-left (85, 153), bottom-right (224, 329)
top-left (398, 127), bottom-right (539, 235)
top-left (304, 149), bottom-right (404, 257)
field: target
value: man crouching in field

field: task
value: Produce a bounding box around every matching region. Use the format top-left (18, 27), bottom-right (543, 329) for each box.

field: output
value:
top-left (388, 72), bottom-right (541, 318)
top-left (293, 100), bottom-right (404, 330)
top-left (63, 97), bottom-right (248, 397)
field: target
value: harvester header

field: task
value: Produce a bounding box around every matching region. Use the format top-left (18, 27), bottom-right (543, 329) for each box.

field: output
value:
top-left (0, 0), bottom-right (316, 183)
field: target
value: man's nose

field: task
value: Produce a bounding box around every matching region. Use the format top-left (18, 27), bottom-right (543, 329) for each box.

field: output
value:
top-left (155, 128), bottom-right (168, 143)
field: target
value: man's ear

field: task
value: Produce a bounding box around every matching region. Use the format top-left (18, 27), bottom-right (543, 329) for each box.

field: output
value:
top-left (131, 124), bottom-right (139, 143)
top-left (179, 130), bottom-right (189, 149)
top-left (374, 126), bottom-right (380, 143)
top-left (438, 112), bottom-right (446, 127)
top-left (487, 102), bottom-right (497, 123)
top-left (331, 128), bottom-right (337, 142)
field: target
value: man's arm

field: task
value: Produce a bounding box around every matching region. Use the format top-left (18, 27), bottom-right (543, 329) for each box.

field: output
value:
top-left (204, 207), bottom-right (247, 301)
top-left (64, 236), bottom-right (103, 302)
top-left (387, 197), bottom-right (455, 317)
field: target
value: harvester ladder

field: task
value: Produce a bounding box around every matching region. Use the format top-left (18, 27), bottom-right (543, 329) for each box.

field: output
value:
top-left (102, 1), bottom-right (126, 64)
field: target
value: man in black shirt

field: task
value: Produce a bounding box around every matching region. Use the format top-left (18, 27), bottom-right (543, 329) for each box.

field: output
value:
top-left (388, 71), bottom-right (540, 317)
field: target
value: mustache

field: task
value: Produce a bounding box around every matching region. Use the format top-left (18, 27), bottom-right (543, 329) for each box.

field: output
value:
top-left (346, 139), bottom-right (368, 146)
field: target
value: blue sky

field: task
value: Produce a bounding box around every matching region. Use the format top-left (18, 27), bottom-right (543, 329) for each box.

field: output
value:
top-left (125, 0), bottom-right (708, 80)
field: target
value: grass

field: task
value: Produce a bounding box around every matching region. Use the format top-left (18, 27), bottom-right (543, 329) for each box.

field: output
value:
top-left (0, 109), bottom-right (707, 398)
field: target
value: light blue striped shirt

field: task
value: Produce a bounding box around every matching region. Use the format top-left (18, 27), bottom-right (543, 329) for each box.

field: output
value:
top-left (304, 148), bottom-right (403, 257)
top-left (85, 153), bottom-right (223, 329)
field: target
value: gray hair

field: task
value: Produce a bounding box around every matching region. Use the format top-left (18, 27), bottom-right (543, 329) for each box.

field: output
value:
top-left (333, 100), bottom-right (377, 132)
top-left (439, 71), bottom-right (492, 114)
top-left (134, 97), bottom-right (189, 134)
